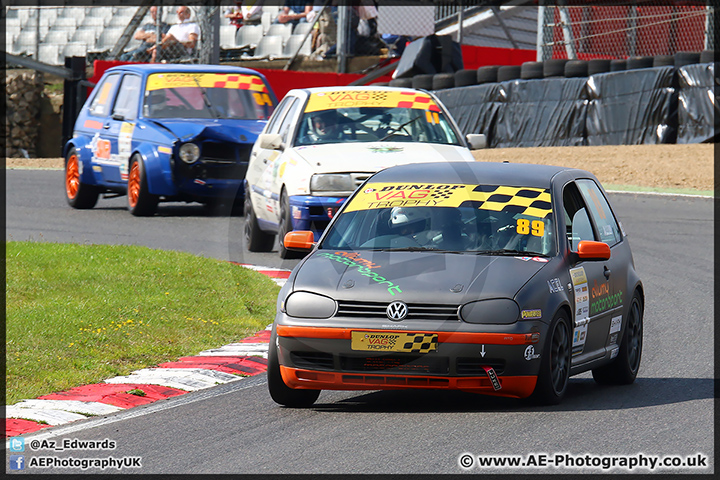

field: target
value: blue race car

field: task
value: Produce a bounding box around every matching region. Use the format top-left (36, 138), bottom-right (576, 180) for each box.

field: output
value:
top-left (63, 64), bottom-right (277, 216)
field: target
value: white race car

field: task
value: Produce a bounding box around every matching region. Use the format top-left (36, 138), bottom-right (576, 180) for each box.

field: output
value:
top-left (244, 86), bottom-right (486, 258)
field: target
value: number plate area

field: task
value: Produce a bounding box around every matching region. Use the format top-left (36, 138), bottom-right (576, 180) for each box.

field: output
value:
top-left (351, 331), bottom-right (438, 353)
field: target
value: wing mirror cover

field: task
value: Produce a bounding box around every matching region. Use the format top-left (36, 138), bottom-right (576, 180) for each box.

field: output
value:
top-left (576, 240), bottom-right (611, 261)
top-left (466, 133), bottom-right (487, 150)
top-left (259, 133), bottom-right (283, 150)
top-left (283, 230), bottom-right (315, 251)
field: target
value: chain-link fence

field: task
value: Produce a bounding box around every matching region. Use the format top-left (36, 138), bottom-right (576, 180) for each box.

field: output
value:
top-left (537, 3), bottom-right (714, 61)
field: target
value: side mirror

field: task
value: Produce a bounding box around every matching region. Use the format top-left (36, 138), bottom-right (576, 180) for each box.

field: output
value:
top-left (259, 133), bottom-right (283, 150)
top-left (283, 230), bottom-right (315, 252)
top-left (576, 240), bottom-right (611, 261)
top-left (111, 113), bottom-right (125, 121)
top-left (466, 133), bottom-right (487, 150)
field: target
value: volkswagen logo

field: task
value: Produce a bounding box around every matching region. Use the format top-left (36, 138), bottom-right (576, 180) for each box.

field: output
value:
top-left (386, 301), bottom-right (408, 321)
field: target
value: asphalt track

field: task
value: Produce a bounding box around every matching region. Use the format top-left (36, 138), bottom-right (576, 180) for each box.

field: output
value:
top-left (4, 168), bottom-right (715, 474)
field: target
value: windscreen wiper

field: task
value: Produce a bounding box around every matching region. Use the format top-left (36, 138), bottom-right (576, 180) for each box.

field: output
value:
top-left (192, 77), bottom-right (220, 119)
top-left (379, 115), bottom-right (422, 141)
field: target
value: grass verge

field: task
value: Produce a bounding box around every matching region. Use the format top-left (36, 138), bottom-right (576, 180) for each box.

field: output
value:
top-left (5, 241), bottom-right (280, 405)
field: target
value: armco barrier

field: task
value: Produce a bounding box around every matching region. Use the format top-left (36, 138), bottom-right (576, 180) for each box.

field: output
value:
top-left (435, 63), bottom-right (716, 147)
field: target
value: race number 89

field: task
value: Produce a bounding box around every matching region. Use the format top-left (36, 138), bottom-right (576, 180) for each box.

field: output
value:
top-left (517, 219), bottom-right (544, 236)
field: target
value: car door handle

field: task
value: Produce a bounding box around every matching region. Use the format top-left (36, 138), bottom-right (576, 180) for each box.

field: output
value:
top-left (103, 123), bottom-right (111, 129)
top-left (604, 266), bottom-right (611, 279)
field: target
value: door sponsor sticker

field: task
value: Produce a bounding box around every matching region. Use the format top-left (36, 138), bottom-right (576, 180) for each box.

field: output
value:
top-left (569, 266), bottom-right (589, 356)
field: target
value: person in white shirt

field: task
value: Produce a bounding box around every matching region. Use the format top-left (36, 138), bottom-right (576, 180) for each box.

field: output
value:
top-left (242, 0), bottom-right (264, 25)
top-left (149, 6), bottom-right (201, 62)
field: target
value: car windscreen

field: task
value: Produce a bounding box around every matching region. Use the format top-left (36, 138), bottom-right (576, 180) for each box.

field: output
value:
top-left (320, 182), bottom-right (556, 256)
top-left (143, 72), bottom-right (275, 120)
top-left (294, 90), bottom-right (462, 146)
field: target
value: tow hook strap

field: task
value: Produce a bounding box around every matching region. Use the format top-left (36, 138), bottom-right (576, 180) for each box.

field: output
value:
top-left (482, 366), bottom-right (502, 391)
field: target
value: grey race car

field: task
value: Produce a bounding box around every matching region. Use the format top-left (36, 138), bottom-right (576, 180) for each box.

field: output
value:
top-left (268, 161), bottom-right (644, 407)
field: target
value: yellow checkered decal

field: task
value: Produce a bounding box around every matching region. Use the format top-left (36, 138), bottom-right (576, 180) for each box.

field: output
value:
top-left (146, 73), bottom-right (268, 92)
top-left (304, 90), bottom-right (441, 113)
top-left (346, 183), bottom-right (552, 218)
top-left (401, 334), bottom-right (438, 353)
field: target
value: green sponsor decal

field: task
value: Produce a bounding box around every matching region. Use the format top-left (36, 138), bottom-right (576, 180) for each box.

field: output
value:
top-left (590, 290), bottom-right (623, 315)
top-left (317, 252), bottom-right (403, 296)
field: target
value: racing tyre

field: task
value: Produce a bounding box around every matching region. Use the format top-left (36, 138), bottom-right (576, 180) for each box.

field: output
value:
top-left (278, 189), bottom-right (305, 259)
top-left (127, 154), bottom-right (158, 216)
top-left (564, 60), bottom-right (588, 78)
top-left (496, 65), bottom-right (521, 82)
top-left (674, 51), bottom-right (700, 67)
top-left (609, 59), bottom-right (626, 72)
top-left (543, 59), bottom-right (568, 78)
top-left (530, 310), bottom-right (571, 405)
top-left (432, 72), bottom-right (455, 90)
top-left (411, 73), bottom-right (435, 90)
top-left (244, 195), bottom-right (274, 252)
top-left (699, 50), bottom-right (714, 64)
top-left (520, 61), bottom-right (543, 80)
top-left (267, 328), bottom-right (321, 407)
top-left (592, 291), bottom-right (643, 385)
top-left (476, 66), bottom-right (499, 84)
top-left (587, 59), bottom-right (611, 75)
top-left (65, 147), bottom-right (99, 209)
top-left (454, 69), bottom-right (478, 87)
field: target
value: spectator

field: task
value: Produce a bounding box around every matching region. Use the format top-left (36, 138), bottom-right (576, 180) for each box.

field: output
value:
top-left (275, 1), bottom-right (313, 27)
top-left (311, 4), bottom-right (337, 59)
top-left (149, 5), bottom-right (201, 63)
top-left (354, 0), bottom-right (384, 56)
top-left (224, 1), bottom-right (244, 31)
top-left (119, 6), bottom-right (169, 62)
top-left (241, 0), bottom-right (264, 26)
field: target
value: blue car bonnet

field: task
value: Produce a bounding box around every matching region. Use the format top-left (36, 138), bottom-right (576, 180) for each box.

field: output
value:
top-left (154, 119), bottom-right (267, 144)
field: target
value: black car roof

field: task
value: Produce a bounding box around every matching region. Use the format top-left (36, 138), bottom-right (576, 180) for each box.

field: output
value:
top-left (370, 161), bottom-right (592, 189)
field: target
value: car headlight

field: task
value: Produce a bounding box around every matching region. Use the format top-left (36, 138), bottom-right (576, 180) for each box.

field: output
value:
top-left (179, 143), bottom-right (200, 164)
top-left (460, 298), bottom-right (520, 324)
top-left (310, 174), bottom-right (354, 195)
top-left (285, 291), bottom-right (337, 319)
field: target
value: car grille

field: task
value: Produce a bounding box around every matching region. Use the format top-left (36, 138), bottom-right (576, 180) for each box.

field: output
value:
top-left (290, 351), bottom-right (334, 370)
top-left (340, 354), bottom-right (449, 374)
top-left (177, 143), bottom-right (254, 181)
top-left (336, 301), bottom-right (460, 321)
top-left (351, 173), bottom-right (371, 188)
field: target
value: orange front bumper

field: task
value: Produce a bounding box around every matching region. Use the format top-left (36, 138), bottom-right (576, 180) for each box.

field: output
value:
top-left (280, 365), bottom-right (538, 399)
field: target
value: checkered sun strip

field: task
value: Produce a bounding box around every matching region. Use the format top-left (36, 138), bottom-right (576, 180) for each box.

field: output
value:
top-left (346, 183), bottom-right (552, 219)
top-left (145, 73), bottom-right (268, 92)
top-left (304, 90), bottom-right (441, 113)
top-left (469, 185), bottom-right (552, 219)
top-left (401, 334), bottom-right (438, 353)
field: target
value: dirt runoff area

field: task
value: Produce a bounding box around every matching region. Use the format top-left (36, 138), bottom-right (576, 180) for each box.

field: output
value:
top-left (5, 143), bottom-right (715, 193)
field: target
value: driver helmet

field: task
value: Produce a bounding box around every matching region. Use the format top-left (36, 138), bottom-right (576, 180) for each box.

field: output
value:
top-left (389, 207), bottom-right (432, 234)
top-left (311, 111), bottom-right (340, 138)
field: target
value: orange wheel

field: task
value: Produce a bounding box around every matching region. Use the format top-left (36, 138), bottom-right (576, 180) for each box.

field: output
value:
top-left (64, 147), bottom-right (98, 209)
top-left (127, 155), bottom-right (158, 216)
top-left (65, 153), bottom-right (80, 199)
top-left (128, 160), bottom-right (141, 209)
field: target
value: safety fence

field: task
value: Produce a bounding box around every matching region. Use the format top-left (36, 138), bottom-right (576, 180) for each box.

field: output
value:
top-left (537, 3), bottom-right (714, 61)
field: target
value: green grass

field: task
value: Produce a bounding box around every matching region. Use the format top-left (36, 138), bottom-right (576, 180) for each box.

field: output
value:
top-left (5, 241), bottom-right (280, 405)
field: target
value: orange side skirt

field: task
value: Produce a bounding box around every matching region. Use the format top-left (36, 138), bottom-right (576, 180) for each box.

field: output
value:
top-left (280, 366), bottom-right (538, 399)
